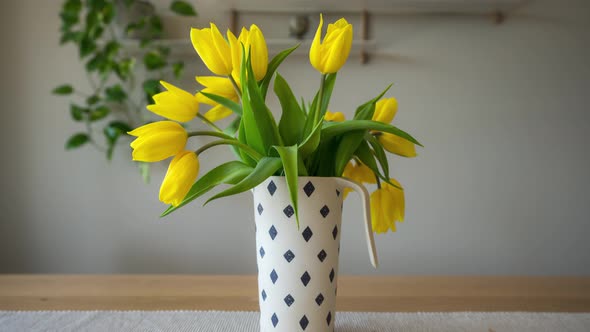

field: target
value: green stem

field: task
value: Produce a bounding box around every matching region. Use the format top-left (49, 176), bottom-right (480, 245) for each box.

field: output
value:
top-left (313, 74), bottom-right (327, 124)
top-left (197, 113), bottom-right (223, 132)
top-left (228, 75), bottom-right (242, 99)
top-left (195, 139), bottom-right (263, 161)
top-left (187, 130), bottom-right (233, 140)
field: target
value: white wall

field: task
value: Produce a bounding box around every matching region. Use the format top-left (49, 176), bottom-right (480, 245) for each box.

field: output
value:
top-left (1, 0), bottom-right (589, 275)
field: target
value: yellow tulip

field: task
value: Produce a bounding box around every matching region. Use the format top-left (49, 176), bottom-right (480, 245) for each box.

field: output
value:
top-left (195, 76), bottom-right (238, 122)
top-left (370, 178), bottom-right (405, 234)
top-left (372, 98), bottom-right (398, 124)
top-left (309, 15), bottom-right (353, 74)
top-left (379, 132), bottom-right (417, 157)
top-left (159, 151), bottom-right (200, 207)
top-left (342, 160), bottom-right (376, 199)
top-left (324, 111), bottom-right (345, 122)
top-left (190, 23), bottom-right (233, 76)
top-left (228, 24), bottom-right (268, 81)
top-left (146, 81), bottom-right (199, 123)
top-left (372, 97), bottom-right (417, 158)
top-left (128, 121), bottom-right (187, 162)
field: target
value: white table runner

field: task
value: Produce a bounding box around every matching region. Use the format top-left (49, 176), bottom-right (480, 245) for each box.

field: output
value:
top-left (1, 311), bottom-right (589, 332)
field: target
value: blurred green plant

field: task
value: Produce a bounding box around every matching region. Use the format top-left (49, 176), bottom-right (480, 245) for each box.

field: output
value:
top-left (53, 0), bottom-right (196, 181)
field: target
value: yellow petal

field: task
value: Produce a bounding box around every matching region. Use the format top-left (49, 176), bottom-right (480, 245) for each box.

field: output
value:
top-left (379, 133), bottom-right (417, 158)
top-left (195, 76), bottom-right (237, 106)
top-left (373, 98), bottom-right (398, 124)
top-left (159, 151), bottom-right (200, 207)
top-left (204, 104), bottom-right (233, 122)
top-left (248, 24), bottom-right (268, 80)
top-left (324, 111), bottom-right (345, 122)
top-left (190, 26), bottom-right (232, 76)
top-left (227, 29), bottom-right (241, 74)
top-left (321, 23), bottom-right (352, 73)
top-left (371, 190), bottom-right (388, 233)
top-left (309, 14), bottom-right (324, 72)
top-left (129, 121), bottom-right (187, 162)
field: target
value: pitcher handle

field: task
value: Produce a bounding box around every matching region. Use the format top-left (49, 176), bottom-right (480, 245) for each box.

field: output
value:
top-left (334, 177), bottom-right (379, 268)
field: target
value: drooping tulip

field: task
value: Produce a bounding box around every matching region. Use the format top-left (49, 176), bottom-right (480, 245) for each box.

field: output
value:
top-left (159, 151), bottom-right (200, 207)
top-left (146, 81), bottom-right (199, 123)
top-left (128, 121), bottom-right (187, 162)
top-left (372, 98), bottom-right (417, 158)
top-left (190, 23), bottom-right (233, 76)
top-left (342, 160), bottom-right (376, 199)
top-left (309, 15), bottom-right (353, 74)
top-left (195, 76), bottom-right (239, 122)
top-left (370, 178), bottom-right (405, 233)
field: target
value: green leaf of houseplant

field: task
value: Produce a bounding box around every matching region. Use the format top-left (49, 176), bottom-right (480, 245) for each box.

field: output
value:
top-left (205, 157), bottom-right (283, 205)
top-left (105, 84), bottom-right (127, 103)
top-left (143, 51), bottom-right (166, 70)
top-left (53, 84), bottom-right (74, 95)
top-left (65, 133), bottom-right (89, 149)
top-left (322, 120), bottom-right (423, 147)
top-left (89, 105), bottom-right (109, 121)
top-left (272, 145), bottom-right (300, 226)
top-left (170, 0), bottom-right (197, 16)
top-left (104, 121), bottom-right (132, 160)
top-left (161, 160), bottom-right (253, 217)
top-left (70, 104), bottom-right (87, 121)
top-left (260, 44), bottom-right (299, 98)
top-left (275, 73), bottom-right (306, 146)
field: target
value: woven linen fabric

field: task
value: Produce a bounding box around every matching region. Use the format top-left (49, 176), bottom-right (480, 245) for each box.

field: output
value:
top-left (1, 311), bottom-right (589, 332)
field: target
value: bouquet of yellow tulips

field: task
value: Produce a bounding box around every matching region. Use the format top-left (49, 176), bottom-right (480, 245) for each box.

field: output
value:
top-left (128, 15), bottom-right (422, 233)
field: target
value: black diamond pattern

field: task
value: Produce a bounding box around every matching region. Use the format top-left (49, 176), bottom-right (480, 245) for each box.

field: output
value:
top-left (329, 268), bottom-right (335, 283)
top-left (299, 315), bottom-right (309, 330)
top-left (317, 250), bottom-right (327, 262)
top-left (336, 189), bottom-right (340, 196)
top-left (283, 250), bottom-right (295, 263)
top-left (302, 226), bottom-right (313, 242)
top-left (269, 225), bottom-right (277, 240)
top-left (257, 203), bottom-right (264, 215)
top-left (270, 269), bottom-right (278, 284)
top-left (301, 271), bottom-right (311, 286)
top-left (261, 289), bottom-right (267, 301)
top-left (283, 205), bottom-right (294, 218)
top-left (303, 181), bottom-right (315, 197)
top-left (327, 312), bottom-right (332, 326)
top-left (259, 246), bottom-right (265, 258)
top-left (284, 294), bottom-right (295, 307)
top-left (320, 205), bottom-right (330, 218)
top-left (315, 293), bottom-right (324, 306)
top-left (267, 181), bottom-right (277, 195)
top-left (271, 313), bottom-right (279, 327)
top-left (332, 225), bottom-right (338, 239)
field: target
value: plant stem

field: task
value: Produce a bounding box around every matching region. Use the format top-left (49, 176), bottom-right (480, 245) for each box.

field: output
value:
top-left (197, 113), bottom-right (223, 132)
top-left (187, 130), bottom-right (234, 140)
top-left (195, 139), bottom-right (263, 161)
top-left (313, 74), bottom-right (327, 124)
top-left (228, 75), bottom-right (242, 99)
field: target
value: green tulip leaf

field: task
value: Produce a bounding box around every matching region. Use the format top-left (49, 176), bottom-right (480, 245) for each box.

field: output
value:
top-left (366, 133), bottom-right (390, 180)
top-left (275, 73), bottom-right (306, 146)
top-left (334, 130), bottom-right (366, 176)
top-left (205, 157), bottom-right (283, 205)
top-left (199, 91), bottom-right (242, 116)
top-left (161, 160), bottom-right (253, 217)
top-left (272, 145), bottom-right (300, 226)
top-left (322, 120), bottom-right (423, 147)
top-left (260, 44), bottom-right (299, 98)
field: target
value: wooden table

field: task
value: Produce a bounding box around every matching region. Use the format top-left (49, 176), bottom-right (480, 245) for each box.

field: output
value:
top-left (1, 275), bottom-right (589, 312)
